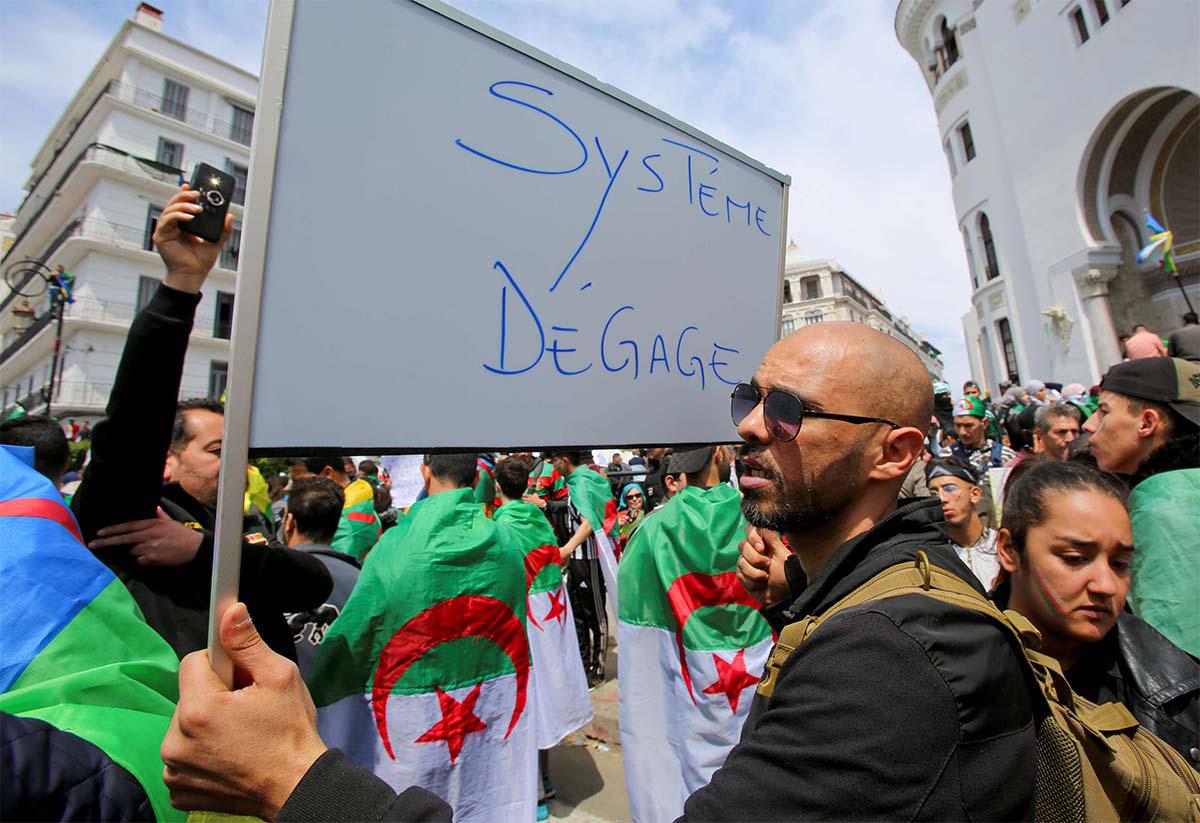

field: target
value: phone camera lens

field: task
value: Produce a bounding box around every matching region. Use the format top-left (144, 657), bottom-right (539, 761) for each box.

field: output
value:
top-left (205, 190), bottom-right (226, 208)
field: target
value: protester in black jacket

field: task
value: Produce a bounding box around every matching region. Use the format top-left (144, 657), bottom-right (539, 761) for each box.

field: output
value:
top-left (993, 459), bottom-right (1199, 765)
top-left (684, 324), bottom-right (1035, 820)
top-left (71, 185), bottom-right (330, 661)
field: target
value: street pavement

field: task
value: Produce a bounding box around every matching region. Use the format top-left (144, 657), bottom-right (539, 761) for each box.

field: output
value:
top-left (546, 636), bottom-right (630, 822)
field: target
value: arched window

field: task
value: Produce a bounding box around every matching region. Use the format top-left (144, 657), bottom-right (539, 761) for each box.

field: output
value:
top-left (996, 317), bottom-right (1019, 383)
top-left (940, 18), bottom-right (959, 66)
top-left (979, 212), bottom-right (1000, 280)
top-left (962, 227), bottom-right (978, 290)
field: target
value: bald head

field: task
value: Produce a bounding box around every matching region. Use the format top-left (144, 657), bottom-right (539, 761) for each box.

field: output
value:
top-left (763, 323), bottom-right (933, 431)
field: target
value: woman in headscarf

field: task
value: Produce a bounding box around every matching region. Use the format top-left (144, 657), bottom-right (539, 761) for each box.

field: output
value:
top-left (615, 482), bottom-right (647, 557)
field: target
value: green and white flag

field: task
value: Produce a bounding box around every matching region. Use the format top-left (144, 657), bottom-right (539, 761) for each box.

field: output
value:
top-left (565, 465), bottom-right (620, 615)
top-left (496, 500), bottom-right (593, 748)
top-left (617, 485), bottom-right (774, 823)
top-left (309, 487), bottom-right (535, 823)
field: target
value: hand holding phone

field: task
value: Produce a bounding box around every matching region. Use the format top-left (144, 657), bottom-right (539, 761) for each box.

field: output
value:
top-left (181, 162), bottom-right (236, 243)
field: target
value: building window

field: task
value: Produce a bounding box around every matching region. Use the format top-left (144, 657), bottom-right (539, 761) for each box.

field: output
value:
top-left (943, 139), bottom-right (957, 177)
top-left (938, 17), bottom-right (959, 67)
top-left (230, 105), bottom-right (254, 146)
top-left (225, 160), bottom-right (248, 205)
top-left (214, 292), bottom-right (235, 339)
top-left (979, 212), bottom-right (1000, 279)
top-left (1093, 0), bottom-right (1110, 25)
top-left (801, 276), bottom-right (822, 300)
top-left (996, 318), bottom-right (1019, 383)
top-left (208, 361), bottom-right (229, 401)
top-left (962, 227), bottom-right (978, 290)
top-left (780, 316), bottom-right (796, 336)
top-left (1070, 8), bottom-right (1090, 43)
top-left (144, 205), bottom-right (163, 250)
top-left (783, 280), bottom-right (792, 303)
top-left (162, 78), bottom-right (190, 121)
top-left (136, 276), bottom-right (160, 312)
top-left (958, 121), bottom-right (976, 162)
top-left (156, 138), bottom-right (183, 169)
top-left (804, 311), bottom-right (825, 325)
top-left (220, 223), bottom-right (241, 271)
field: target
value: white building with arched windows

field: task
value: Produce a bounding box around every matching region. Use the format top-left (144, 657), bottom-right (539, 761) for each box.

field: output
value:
top-left (896, 0), bottom-right (1198, 394)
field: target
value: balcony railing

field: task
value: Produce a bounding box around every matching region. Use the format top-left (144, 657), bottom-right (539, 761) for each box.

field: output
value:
top-left (106, 81), bottom-right (249, 146)
top-left (0, 311), bottom-right (54, 364)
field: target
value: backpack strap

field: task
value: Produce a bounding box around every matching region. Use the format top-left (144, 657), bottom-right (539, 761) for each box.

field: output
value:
top-left (758, 551), bottom-right (1053, 704)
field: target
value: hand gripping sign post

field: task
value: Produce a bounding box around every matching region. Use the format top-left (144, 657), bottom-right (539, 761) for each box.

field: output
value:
top-left (208, 0), bottom-right (790, 683)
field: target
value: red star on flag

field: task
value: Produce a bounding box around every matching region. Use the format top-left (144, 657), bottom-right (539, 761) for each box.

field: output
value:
top-left (415, 682), bottom-right (488, 763)
top-left (701, 649), bottom-right (760, 714)
top-left (543, 587), bottom-right (567, 627)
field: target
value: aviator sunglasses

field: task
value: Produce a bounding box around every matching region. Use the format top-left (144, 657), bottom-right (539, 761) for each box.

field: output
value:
top-left (730, 383), bottom-right (901, 442)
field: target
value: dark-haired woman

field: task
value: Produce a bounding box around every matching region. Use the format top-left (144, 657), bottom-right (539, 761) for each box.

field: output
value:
top-left (993, 460), bottom-right (1199, 764)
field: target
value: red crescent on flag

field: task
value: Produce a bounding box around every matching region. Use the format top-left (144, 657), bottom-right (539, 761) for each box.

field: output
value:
top-left (523, 544), bottom-right (562, 631)
top-left (665, 572), bottom-right (774, 703)
top-left (372, 594), bottom-right (530, 760)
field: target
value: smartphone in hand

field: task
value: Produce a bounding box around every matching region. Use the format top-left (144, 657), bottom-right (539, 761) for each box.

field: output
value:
top-left (181, 162), bottom-right (235, 243)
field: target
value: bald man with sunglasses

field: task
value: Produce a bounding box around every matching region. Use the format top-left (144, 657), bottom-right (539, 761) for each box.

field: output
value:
top-left (680, 323), bottom-right (1035, 821)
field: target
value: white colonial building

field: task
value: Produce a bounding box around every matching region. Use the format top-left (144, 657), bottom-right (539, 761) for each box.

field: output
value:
top-left (896, 0), bottom-right (1199, 394)
top-left (780, 242), bottom-right (945, 379)
top-left (0, 3), bottom-right (257, 420)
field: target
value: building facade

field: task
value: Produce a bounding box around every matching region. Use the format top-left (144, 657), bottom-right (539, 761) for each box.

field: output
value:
top-left (896, 0), bottom-right (1199, 395)
top-left (780, 242), bottom-right (945, 379)
top-left (0, 3), bottom-right (257, 420)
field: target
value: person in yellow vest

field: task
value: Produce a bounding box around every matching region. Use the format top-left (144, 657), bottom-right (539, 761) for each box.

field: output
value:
top-left (288, 456), bottom-right (380, 561)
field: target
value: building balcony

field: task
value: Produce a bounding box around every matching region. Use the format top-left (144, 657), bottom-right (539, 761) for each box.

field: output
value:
top-left (106, 81), bottom-right (250, 146)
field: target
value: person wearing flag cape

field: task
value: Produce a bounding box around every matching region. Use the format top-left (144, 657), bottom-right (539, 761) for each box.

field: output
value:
top-left (307, 453), bottom-right (535, 823)
top-left (1, 444), bottom-right (182, 821)
top-left (617, 446), bottom-right (773, 823)
top-left (539, 449), bottom-right (620, 686)
top-left (494, 456), bottom-right (594, 819)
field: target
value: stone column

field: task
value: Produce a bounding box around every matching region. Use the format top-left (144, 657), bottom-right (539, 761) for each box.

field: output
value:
top-left (1072, 265), bottom-right (1122, 374)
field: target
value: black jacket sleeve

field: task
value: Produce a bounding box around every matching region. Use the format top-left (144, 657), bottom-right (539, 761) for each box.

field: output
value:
top-left (72, 283), bottom-right (200, 542)
top-left (277, 750), bottom-right (451, 822)
top-left (679, 611), bottom-right (976, 822)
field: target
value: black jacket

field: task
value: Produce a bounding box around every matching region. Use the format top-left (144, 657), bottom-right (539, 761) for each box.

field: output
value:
top-left (680, 497), bottom-right (1036, 821)
top-left (72, 283), bottom-right (331, 660)
top-left (1, 713), bottom-right (154, 821)
top-left (278, 750), bottom-right (450, 822)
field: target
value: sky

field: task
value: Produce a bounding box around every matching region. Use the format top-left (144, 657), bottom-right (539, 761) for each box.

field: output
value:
top-left (0, 0), bottom-right (972, 389)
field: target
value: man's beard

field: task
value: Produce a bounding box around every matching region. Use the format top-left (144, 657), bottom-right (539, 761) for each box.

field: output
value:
top-left (739, 443), bottom-right (864, 534)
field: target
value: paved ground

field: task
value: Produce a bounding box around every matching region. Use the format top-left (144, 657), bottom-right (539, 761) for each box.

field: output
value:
top-left (546, 632), bottom-right (629, 822)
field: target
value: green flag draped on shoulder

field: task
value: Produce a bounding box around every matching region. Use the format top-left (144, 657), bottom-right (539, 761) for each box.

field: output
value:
top-left (0, 446), bottom-right (182, 821)
top-left (565, 465), bottom-right (620, 614)
top-left (617, 484), bottom-right (774, 823)
top-left (309, 487), bottom-right (534, 823)
top-left (331, 478), bottom-right (381, 560)
top-left (495, 501), bottom-right (592, 749)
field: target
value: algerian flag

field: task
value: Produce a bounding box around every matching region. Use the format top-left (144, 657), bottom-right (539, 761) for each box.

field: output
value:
top-left (0, 446), bottom-right (182, 822)
top-left (495, 500), bottom-right (593, 749)
top-left (565, 465), bottom-right (620, 615)
top-left (331, 477), bottom-right (380, 560)
top-left (617, 484), bottom-right (774, 823)
top-left (474, 456), bottom-right (497, 516)
top-left (309, 487), bottom-right (535, 823)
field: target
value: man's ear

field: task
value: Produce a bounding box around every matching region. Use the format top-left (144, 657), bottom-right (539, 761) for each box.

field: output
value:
top-left (970, 484), bottom-right (982, 505)
top-left (419, 463), bottom-right (431, 491)
top-left (283, 512), bottom-right (296, 543)
top-left (319, 466), bottom-right (335, 480)
top-left (163, 451), bottom-right (177, 483)
top-left (1138, 406), bottom-right (1165, 439)
top-left (872, 427), bottom-right (923, 481)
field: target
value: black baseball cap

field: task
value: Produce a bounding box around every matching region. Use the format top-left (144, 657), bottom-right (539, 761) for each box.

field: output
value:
top-left (665, 447), bottom-right (715, 476)
top-left (1100, 357), bottom-right (1200, 426)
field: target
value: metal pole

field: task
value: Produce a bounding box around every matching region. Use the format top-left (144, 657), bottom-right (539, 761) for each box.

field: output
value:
top-left (46, 298), bottom-right (65, 417)
top-left (1174, 275), bottom-right (1196, 315)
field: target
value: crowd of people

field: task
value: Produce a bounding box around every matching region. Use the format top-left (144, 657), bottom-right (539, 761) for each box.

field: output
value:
top-left (2, 183), bottom-right (1197, 822)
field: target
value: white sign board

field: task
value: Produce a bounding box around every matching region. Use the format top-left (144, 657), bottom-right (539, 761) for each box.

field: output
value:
top-left (239, 0), bottom-right (788, 453)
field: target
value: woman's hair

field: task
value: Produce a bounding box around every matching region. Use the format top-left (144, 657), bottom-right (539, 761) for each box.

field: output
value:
top-left (1001, 459), bottom-right (1128, 553)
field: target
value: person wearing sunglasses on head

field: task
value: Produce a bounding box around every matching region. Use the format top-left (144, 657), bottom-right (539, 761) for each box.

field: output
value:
top-left (925, 456), bottom-right (1000, 590)
top-left (679, 323), bottom-right (1035, 821)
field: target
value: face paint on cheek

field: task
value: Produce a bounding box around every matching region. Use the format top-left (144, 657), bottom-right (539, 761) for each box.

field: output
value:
top-left (1031, 566), bottom-right (1069, 620)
